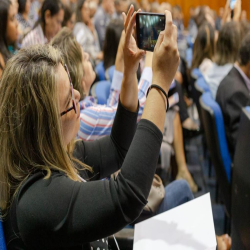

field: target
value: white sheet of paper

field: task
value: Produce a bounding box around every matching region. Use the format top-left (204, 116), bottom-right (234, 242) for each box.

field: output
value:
top-left (133, 193), bottom-right (217, 250)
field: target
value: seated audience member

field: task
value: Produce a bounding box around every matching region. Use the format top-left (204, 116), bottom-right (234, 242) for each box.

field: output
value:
top-left (191, 23), bottom-right (215, 75)
top-left (114, 0), bottom-right (130, 19)
top-left (1, 8), bottom-right (182, 249)
top-left (94, 0), bottom-right (114, 50)
top-left (150, 2), bottom-right (160, 13)
top-left (240, 20), bottom-right (250, 37)
top-left (241, 10), bottom-right (247, 22)
top-left (140, 0), bottom-right (150, 12)
top-left (89, 0), bottom-right (98, 19)
top-left (62, 4), bottom-right (76, 30)
top-left (28, 0), bottom-right (42, 27)
top-left (195, 6), bottom-right (215, 29)
top-left (103, 18), bottom-right (123, 80)
top-left (74, 0), bottom-right (102, 64)
top-left (204, 21), bottom-right (241, 99)
top-left (0, 0), bottom-right (19, 78)
top-left (215, 7), bottom-right (224, 31)
top-left (51, 27), bottom-right (198, 192)
top-left (216, 33), bottom-right (250, 157)
top-left (16, 0), bottom-right (32, 42)
top-left (21, 0), bottom-right (64, 47)
top-left (160, 2), bottom-right (172, 13)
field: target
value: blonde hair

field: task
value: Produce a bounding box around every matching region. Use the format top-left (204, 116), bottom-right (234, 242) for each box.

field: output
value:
top-left (0, 45), bottom-right (90, 217)
top-left (51, 27), bottom-right (86, 100)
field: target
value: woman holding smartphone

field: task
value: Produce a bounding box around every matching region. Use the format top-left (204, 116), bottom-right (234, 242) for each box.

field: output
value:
top-left (1, 7), bottom-right (179, 249)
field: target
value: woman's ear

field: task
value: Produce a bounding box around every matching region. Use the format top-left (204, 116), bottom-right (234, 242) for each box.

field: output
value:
top-left (44, 10), bottom-right (51, 25)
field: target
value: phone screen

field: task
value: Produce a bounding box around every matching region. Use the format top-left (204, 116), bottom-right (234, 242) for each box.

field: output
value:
top-left (230, 0), bottom-right (236, 9)
top-left (136, 13), bottom-right (165, 52)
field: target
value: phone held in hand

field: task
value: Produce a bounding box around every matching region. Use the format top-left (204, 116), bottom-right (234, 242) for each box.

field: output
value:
top-left (136, 12), bottom-right (165, 52)
top-left (230, 0), bottom-right (236, 9)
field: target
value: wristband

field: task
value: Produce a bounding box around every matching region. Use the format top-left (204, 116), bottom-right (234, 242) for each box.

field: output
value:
top-left (146, 84), bottom-right (169, 112)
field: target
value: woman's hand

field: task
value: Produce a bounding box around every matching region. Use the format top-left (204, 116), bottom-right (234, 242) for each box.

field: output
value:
top-left (233, 0), bottom-right (242, 21)
top-left (122, 5), bottom-right (146, 76)
top-left (152, 10), bottom-right (180, 93)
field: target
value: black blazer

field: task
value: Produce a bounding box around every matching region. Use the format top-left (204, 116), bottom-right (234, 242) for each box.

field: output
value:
top-left (216, 66), bottom-right (250, 157)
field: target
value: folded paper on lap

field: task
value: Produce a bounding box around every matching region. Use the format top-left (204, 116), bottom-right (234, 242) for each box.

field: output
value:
top-left (133, 193), bottom-right (217, 250)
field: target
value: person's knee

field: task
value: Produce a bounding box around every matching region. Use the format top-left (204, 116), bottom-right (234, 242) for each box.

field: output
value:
top-left (174, 179), bottom-right (194, 201)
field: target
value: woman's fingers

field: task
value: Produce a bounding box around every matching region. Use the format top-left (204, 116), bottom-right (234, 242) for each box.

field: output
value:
top-left (124, 10), bottom-right (137, 46)
top-left (124, 5), bottom-right (134, 32)
top-left (163, 10), bottom-right (174, 43)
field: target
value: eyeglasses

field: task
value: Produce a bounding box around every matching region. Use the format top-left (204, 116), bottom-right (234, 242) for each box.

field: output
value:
top-left (60, 64), bottom-right (77, 117)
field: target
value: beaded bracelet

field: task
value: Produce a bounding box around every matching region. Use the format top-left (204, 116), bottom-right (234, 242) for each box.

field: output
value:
top-left (146, 84), bottom-right (169, 112)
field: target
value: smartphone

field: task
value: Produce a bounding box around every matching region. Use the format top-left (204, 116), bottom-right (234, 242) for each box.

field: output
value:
top-left (230, 0), bottom-right (236, 9)
top-left (136, 12), bottom-right (165, 52)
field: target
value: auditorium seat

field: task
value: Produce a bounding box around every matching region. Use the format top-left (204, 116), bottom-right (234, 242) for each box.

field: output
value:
top-left (0, 220), bottom-right (7, 250)
top-left (94, 80), bottom-right (111, 105)
top-left (95, 61), bottom-right (106, 81)
top-left (108, 65), bottom-right (115, 83)
top-left (231, 107), bottom-right (250, 249)
top-left (200, 92), bottom-right (232, 216)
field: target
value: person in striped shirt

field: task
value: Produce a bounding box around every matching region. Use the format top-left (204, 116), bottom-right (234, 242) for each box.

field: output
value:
top-left (51, 27), bottom-right (198, 192)
top-left (22, 0), bottom-right (64, 48)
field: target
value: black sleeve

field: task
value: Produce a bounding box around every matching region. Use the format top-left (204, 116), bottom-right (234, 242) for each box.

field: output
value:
top-left (73, 100), bottom-right (139, 180)
top-left (17, 119), bottom-right (163, 249)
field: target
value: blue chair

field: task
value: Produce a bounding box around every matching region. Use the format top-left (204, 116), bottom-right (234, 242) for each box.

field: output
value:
top-left (0, 220), bottom-right (7, 250)
top-left (231, 107), bottom-right (250, 249)
top-left (108, 65), bottom-right (115, 83)
top-left (195, 77), bottom-right (211, 93)
top-left (95, 80), bottom-right (111, 105)
top-left (191, 68), bottom-right (203, 80)
top-left (200, 92), bottom-right (232, 216)
top-left (95, 61), bottom-right (105, 81)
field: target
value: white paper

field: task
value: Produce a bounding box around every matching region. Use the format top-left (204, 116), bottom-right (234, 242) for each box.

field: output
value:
top-left (133, 193), bottom-right (217, 250)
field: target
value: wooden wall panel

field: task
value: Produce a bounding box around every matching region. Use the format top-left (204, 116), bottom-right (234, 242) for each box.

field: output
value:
top-left (147, 0), bottom-right (250, 27)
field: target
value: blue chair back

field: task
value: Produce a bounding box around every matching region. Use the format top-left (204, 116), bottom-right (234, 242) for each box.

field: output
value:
top-left (108, 65), bottom-right (115, 83)
top-left (191, 68), bottom-right (203, 80)
top-left (200, 92), bottom-right (232, 215)
top-left (195, 77), bottom-right (211, 94)
top-left (231, 107), bottom-right (250, 249)
top-left (0, 220), bottom-right (7, 250)
top-left (95, 61), bottom-right (105, 81)
top-left (95, 81), bottom-right (111, 105)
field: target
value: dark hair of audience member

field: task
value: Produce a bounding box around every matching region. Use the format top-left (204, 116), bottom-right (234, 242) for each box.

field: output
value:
top-left (240, 20), bottom-right (250, 40)
top-left (191, 23), bottom-right (215, 70)
top-left (18, 0), bottom-right (27, 14)
top-left (238, 32), bottom-right (250, 66)
top-left (0, 0), bottom-right (11, 70)
top-left (103, 19), bottom-right (124, 70)
top-left (34, 0), bottom-right (64, 29)
top-left (51, 27), bottom-right (85, 99)
top-left (62, 4), bottom-right (74, 27)
top-left (195, 6), bottom-right (209, 28)
top-left (214, 21), bottom-right (241, 66)
top-left (76, 0), bottom-right (86, 22)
